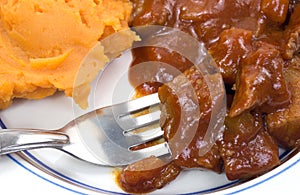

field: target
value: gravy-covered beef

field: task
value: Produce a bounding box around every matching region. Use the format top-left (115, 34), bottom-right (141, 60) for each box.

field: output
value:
top-left (267, 59), bottom-right (300, 148)
top-left (119, 0), bottom-right (300, 193)
top-left (218, 112), bottom-right (280, 180)
top-left (159, 66), bottom-right (224, 172)
top-left (118, 156), bottom-right (181, 193)
top-left (209, 28), bottom-right (253, 85)
top-left (229, 42), bottom-right (291, 117)
top-left (284, 3), bottom-right (300, 59)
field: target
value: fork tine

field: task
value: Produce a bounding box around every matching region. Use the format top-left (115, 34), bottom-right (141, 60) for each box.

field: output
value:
top-left (132, 142), bottom-right (171, 159)
top-left (124, 127), bottom-right (163, 147)
top-left (118, 110), bottom-right (161, 131)
top-left (112, 93), bottom-right (160, 115)
top-left (71, 92), bottom-right (171, 166)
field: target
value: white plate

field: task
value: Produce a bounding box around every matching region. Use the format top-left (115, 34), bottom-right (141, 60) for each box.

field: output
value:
top-left (1, 34), bottom-right (300, 194)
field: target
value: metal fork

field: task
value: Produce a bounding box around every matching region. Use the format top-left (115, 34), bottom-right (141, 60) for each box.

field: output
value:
top-left (0, 93), bottom-right (170, 166)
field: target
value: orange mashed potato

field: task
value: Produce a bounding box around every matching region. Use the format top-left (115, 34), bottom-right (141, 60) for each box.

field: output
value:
top-left (0, 0), bottom-right (135, 109)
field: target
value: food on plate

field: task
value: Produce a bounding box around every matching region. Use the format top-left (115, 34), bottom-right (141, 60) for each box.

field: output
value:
top-left (158, 66), bottom-right (224, 171)
top-left (0, 0), bottom-right (136, 109)
top-left (118, 156), bottom-right (181, 193)
top-left (218, 112), bottom-right (280, 180)
top-left (119, 63), bottom-right (225, 193)
top-left (228, 41), bottom-right (290, 117)
top-left (267, 60), bottom-right (300, 149)
top-left (118, 0), bottom-right (300, 193)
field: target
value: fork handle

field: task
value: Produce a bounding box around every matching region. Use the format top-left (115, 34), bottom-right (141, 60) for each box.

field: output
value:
top-left (0, 129), bottom-right (69, 155)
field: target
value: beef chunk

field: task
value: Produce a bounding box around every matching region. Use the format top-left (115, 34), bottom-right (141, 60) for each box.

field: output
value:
top-left (209, 28), bottom-right (253, 84)
top-left (218, 112), bottom-right (280, 180)
top-left (118, 156), bottom-right (181, 193)
top-left (179, 0), bottom-right (263, 47)
top-left (229, 42), bottom-right (291, 117)
top-left (158, 65), bottom-right (224, 172)
top-left (267, 59), bottom-right (300, 148)
top-left (261, 0), bottom-right (289, 24)
top-left (130, 0), bottom-right (172, 26)
top-left (283, 4), bottom-right (300, 59)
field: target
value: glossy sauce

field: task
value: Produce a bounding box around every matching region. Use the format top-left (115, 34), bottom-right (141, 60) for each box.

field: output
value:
top-left (118, 0), bottom-right (300, 193)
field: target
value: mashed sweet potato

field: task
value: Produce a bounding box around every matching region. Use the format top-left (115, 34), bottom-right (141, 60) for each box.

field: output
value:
top-left (0, 0), bottom-right (135, 109)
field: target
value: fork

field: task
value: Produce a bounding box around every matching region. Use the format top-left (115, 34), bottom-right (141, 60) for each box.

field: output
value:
top-left (0, 93), bottom-right (171, 166)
